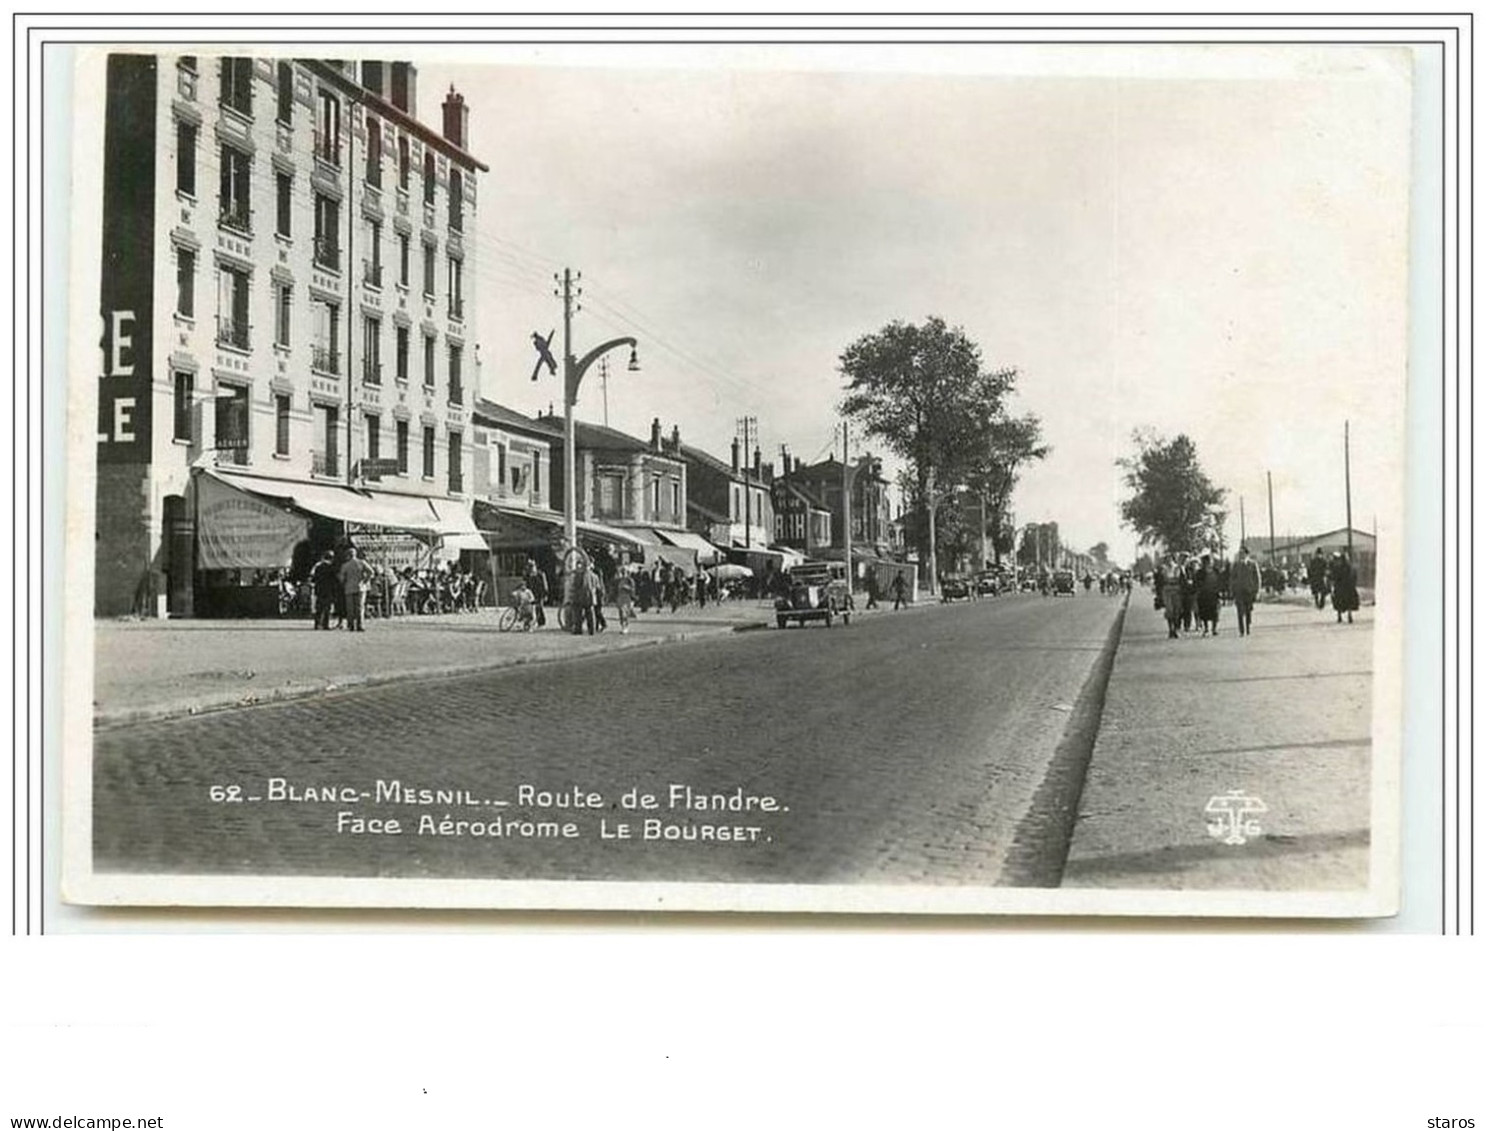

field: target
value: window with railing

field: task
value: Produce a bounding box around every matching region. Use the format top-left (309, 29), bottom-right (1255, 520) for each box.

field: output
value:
top-left (275, 394), bottom-right (291, 456)
top-left (447, 257), bottom-right (463, 321)
top-left (173, 371), bottom-right (194, 442)
top-left (364, 219), bottom-right (382, 288)
top-left (311, 342), bottom-right (340, 374)
top-left (313, 193), bottom-right (340, 269)
top-left (447, 344), bottom-right (463, 405)
top-left (214, 384), bottom-right (250, 464)
top-left (311, 301), bottom-right (339, 373)
top-left (314, 403), bottom-right (339, 477)
top-left (422, 425), bottom-right (436, 478)
top-left (215, 266), bottom-right (250, 350)
top-left (448, 430), bottom-right (463, 494)
top-left (314, 89), bottom-right (341, 166)
top-left (219, 57), bottom-right (253, 117)
top-left (311, 448), bottom-right (339, 478)
top-left (218, 145), bottom-right (251, 233)
top-left (363, 315), bottom-right (381, 384)
top-left (395, 325), bottom-right (409, 382)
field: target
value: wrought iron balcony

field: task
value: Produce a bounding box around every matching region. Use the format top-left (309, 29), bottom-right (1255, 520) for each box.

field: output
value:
top-left (313, 236), bottom-right (341, 271)
top-left (313, 133), bottom-right (341, 168)
top-left (311, 449), bottom-right (339, 478)
top-left (215, 317), bottom-right (249, 351)
top-left (363, 261), bottom-right (383, 289)
top-left (311, 344), bottom-right (340, 374)
top-left (448, 298), bottom-right (464, 322)
top-left (362, 359), bottom-right (382, 385)
top-left (447, 382), bottom-right (463, 406)
top-left (218, 203), bottom-right (251, 235)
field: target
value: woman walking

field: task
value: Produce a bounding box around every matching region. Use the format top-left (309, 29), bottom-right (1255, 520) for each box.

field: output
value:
top-left (1195, 552), bottom-right (1221, 636)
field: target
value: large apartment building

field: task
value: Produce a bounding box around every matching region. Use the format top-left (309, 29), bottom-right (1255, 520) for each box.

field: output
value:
top-left (95, 54), bottom-right (487, 615)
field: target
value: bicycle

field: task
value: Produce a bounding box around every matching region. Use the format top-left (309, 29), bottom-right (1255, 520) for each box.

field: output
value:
top-left (498, 603), bottom-right (535, 632)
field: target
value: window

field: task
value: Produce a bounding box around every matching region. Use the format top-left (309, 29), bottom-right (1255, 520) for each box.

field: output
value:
top-left (423, 149), bottom-right (436, 205)
top-left (360, 60), bottom-right (384, 95)
top-left (448, 344), bottom-right (463, 405)
top-left (651, 479), bottom-right (661, 516)
top-left (423, 334), bottom-right (436, 389)
top-left (276, 62), bottom-right (293, 124)
top-left (395, 325), bottom-right (409, 381)
top-left (496, 443), bottom-right (507, 489)
top-left (397, 135), bottom-right (410, 191)
top-left (421, 242), bottom-right (435, 296)
top-left (398, 233), bottom-right (410, 287)
top-left (671, 481), bottom-right (681, 519)
top-left (219, 57), bottom-right (253, 116)
top-left (311, 301), bottom-right (339, 373)
top-left (362, 316), bottom-right (381, 384)
top-left (447, 257), bottom-right (463, 320)
top-left (396, 419), bottom-right (409, 474)
top-left (215, 266), bottom-right (250, 350)
top-left (532, 455), bottom-right (541, 502)
top-left (365, 118), bottom-right (381, 187)
top-left (315, 89), bottom-right (341, 166)
top-left (365, 413), bottom-right (381, 462)
top-left (448, 168), bottom-right (463, 231)
top-left (364, 219), bottom-right (382, 287)
top-left (313, 193), bottom-right (340, 269)
top-left (422, 425), bottom-right (435, 478)
top-left (218, 145), bottom-right (251, 232)
top-left (176, 121), bottom-right (197, 196)
top-left (732, 485), bottom-right (741, 520)
top-left (173, 371), bottom-right (194, 441)
top-left (598, 475), bottom-right (620, 517)
top-left (275, 172), bottom-right (292, 238)
top-left (214, 384), bottom-right (249, 464)
top-left (275, 394), bottom-right (291, 455)
top-left (315, 404), bottom-right (339, 477)
top-left (448, 430), bottom-right (463, 493)
top-left (175, 248), bottom-right (195, 318)
top-left (273, 283), bottom-right (291, 347)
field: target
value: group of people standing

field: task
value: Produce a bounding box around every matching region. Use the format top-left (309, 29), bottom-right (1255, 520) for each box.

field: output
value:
top-left (1154, 544), bottom-right (1362, 640)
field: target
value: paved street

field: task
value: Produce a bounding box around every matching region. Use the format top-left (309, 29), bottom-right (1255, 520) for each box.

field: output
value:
top-left (93, 593), bottom-right (1125, 885)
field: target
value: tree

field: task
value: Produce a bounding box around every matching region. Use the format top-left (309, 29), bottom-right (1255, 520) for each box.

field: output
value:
top-left (1118, 431), bottom-right (1228, 555)
top-left (1088, 542), bottom-right (1109, 564)
top-left (838, 317), bottom-right (1028, 564)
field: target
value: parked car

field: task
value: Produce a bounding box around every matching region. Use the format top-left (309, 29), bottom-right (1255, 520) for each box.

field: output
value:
top-left (1052, 568), bottom-right (1077, 596)
top-left (975, 571), bottom-right (1001, 597)
top-left (775, 561), bottom-right (852, 628)
top-left (939, 576), bottom-right (972, 602)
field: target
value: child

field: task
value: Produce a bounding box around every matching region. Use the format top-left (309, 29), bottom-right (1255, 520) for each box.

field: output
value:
top-left (511, 578), bottom-right (536, 631)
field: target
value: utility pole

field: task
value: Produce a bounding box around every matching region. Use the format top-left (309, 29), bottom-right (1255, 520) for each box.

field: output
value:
top-left (1266, 470), bottom-right (1277, 564)
top-left (842, 422), bottom-right (852, 592)
top-left (599, 356), bottom-right (610, 427)
top-left (737, 417), bottom-right (756, 548)
top-left (1344, 420), bottom-right (1354, 554)
top-left (1239, 495), bottom-right (1246, 548)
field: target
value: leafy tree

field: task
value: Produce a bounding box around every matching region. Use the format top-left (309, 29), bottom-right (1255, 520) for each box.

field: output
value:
top-left (838, 317), bottom-right (1029, 564)
top-left (1088, 542), bottom-right (1109, 564)
top-left (1118, 431), bottom-right (1228, 554)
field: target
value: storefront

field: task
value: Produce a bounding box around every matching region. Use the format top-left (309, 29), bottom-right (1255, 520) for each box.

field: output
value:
top-left (193, 469), bottom-right (484, 616)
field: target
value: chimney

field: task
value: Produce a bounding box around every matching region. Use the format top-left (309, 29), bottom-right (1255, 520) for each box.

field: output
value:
top-left (753, 447), bottom-right (762, 476)
top-left (651, 418), bottom-right (662, 451)
top-left (670, 424), bottom-right (680, 453)
top-left (442, 85), bottom-right (468, 148)
top-left (731, 438), bottom-right (740, 474)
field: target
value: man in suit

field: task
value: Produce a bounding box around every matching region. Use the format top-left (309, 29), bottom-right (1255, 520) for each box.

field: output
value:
top-left (338, 546), bottom-right (371, 632)
top-left (1231, 545), bottom-right (1262, 637)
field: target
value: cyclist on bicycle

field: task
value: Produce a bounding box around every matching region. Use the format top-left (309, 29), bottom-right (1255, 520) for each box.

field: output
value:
top-left (510, 577), bottom-right (537, 631)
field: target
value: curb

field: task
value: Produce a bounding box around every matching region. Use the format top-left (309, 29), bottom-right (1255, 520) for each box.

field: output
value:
top-left (999, 590), bottom-right (1131, 887)
top-left (94, 618), bottom-right (769, 730)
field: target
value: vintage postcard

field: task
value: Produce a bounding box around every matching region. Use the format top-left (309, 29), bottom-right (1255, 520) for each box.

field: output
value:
top-left (59, 39), bottom-right (1417, 916)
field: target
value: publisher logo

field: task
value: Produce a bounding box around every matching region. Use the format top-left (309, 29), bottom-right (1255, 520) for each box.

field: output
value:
top-left (1205, 790), bottom-right (1268, 846)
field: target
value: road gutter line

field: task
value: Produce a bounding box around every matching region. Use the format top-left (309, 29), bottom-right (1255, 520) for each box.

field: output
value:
top-left (999, 592), bottom-right (1130, 887)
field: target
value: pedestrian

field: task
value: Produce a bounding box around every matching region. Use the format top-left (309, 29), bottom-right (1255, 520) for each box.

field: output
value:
top-left (1195, 552), bottom-right (1221, 636)
top-left (891, 571), bottom-right (909, 610)
top-left (865, 571), bottom-right (879, 610)
top-left (1329, 550), bottom-right (1360, 624)
top-left (588, 566), bottom-right (608, 633)
top-left (1180, 558), bottom-right (1196, 632)
top-left (338, 546), bottom-right (370, 632)
top-left (1161, 563), bottom-right (1185, 640)
top-left (1230, 544), bottom-right (1262, 637)
top-left (616, 569), bottom-right (635, 634)
top-left (309, 550), bottom-right (337, 630)
top-left (1307, 548), bottom-right (1330, 610)
top-left (525, 559), bottom-right (548, 628)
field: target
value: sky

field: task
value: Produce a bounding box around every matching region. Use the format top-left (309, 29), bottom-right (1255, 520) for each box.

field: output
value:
top-left (421, 44), bottom-right (1412, 564)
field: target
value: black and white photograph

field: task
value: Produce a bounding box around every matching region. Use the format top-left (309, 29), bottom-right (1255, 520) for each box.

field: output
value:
top-left (60, 37), bottom-right (1414, 916)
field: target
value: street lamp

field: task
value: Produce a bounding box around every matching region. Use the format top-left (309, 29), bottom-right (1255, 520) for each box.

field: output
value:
top-left (552, 268), bottom-right (640, 553)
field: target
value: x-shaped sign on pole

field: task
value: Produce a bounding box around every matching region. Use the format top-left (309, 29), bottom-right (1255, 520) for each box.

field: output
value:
top-left (530, 329), bottom-right (558, 382)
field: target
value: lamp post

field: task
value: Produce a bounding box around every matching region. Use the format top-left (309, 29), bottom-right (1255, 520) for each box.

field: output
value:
top-left (555, 268), bottom-right (639, 552)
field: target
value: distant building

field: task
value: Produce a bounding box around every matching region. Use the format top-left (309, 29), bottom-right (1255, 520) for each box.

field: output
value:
top-left (780, 453), bottom-right (894, 560)
top-left (94, 53), bottom-right (486, 616)
top-left (1251, 527), bottom-right (1378, 586)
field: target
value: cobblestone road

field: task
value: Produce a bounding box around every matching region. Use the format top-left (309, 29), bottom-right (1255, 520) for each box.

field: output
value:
top-left (93, 593), bottom-right (1124, 886)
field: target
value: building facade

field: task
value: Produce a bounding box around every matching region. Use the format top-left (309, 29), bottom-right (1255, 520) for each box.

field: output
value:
top-left (95, 53), bottom-right (486, 615)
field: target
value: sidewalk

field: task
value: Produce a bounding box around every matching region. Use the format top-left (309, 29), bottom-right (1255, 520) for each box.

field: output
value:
top-left (1062, 595), bottom-right (1374, 891)
top-left (93, 599), bottom-right (777, 726)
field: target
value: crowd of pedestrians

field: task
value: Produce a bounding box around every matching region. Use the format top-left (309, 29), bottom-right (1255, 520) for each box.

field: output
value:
top-left (301, 547), bottom-right (487, 631)
top-left (1152, 544), bottom-right (1363, 640)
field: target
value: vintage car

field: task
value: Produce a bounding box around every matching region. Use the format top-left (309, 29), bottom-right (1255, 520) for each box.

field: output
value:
top-left (1052, 568), bottom-right (1077, 596)
top-left (975, 570), bottom-right (1002, 597)
top-left (775, 561), bottom-right (852, 628)
top-left (939, 576), bottom-right (972, 602)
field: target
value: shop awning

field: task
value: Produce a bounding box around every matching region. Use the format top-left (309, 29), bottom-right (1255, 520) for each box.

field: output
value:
top-left (645, 544), bottom-right (697, 571)
top-left (196, 471), bottom-right (311, 570)
top-left (474, 503), bottom-right (564, 548)
top-left (655, 529), bottom-right (724, 564)
top-left (576, 519), bottom-right (646, 550)
top-left (427, 497), bottom-right (481, 538)
top-left (210, 469), bottom-right (443, 532)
